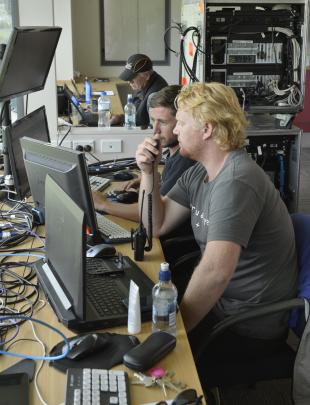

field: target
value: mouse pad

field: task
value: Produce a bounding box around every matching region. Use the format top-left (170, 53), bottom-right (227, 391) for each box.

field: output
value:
top-left (49, 332), bottom-right (140, 373)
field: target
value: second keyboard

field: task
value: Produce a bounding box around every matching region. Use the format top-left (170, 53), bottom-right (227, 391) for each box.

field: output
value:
top-left (89, 176), bottom-right (111, 192)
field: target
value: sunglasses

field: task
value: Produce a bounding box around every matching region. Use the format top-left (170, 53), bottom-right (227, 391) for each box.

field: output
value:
top-left (156, 389), bottom-right (203, 405)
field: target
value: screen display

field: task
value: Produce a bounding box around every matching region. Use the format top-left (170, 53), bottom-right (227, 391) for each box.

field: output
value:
top-left (5, 106), bottom-right (50, 201)
top-left (0, 26), bottom-right (62, 101)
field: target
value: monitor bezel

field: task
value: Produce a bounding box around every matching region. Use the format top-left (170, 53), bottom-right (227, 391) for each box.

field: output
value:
top-left (5, 106), bottom-right (51, 201)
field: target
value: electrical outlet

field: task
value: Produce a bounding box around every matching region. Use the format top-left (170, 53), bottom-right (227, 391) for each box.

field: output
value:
top-left (101, 139), bottom-right (122, 153)
top-left (72, 140), bottom-right (95, 151)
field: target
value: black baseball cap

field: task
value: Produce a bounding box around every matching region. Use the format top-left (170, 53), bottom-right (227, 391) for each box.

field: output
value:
top-left (119, 54), bottom-right (153, 81)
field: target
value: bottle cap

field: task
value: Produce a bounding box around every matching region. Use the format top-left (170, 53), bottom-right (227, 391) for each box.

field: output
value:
top-left (159, 262), bottom-right (171, 281)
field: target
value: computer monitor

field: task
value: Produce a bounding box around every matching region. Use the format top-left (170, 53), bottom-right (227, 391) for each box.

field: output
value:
top-left (0, 26), bottom-right (62, 101)
top-left (20, 137), bottom-right (99, 238)
top-left (4, 106), bottom-right (50, 201)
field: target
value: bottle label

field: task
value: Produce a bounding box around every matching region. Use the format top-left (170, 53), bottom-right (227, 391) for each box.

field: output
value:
top-left (98, 100), bottom-right (110, 112)
top-left (124, 113), bottom-right (136, 128)
top-left (152, 302), bottom-right (176, 326)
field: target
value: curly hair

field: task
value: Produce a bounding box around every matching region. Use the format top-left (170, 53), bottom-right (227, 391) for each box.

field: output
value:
top-left (176, 82), bottom-right (248, 151)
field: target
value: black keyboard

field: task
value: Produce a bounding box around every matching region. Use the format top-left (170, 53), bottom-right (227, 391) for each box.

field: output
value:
top-left (65, 368), bottom-right (131, 405)
top-left (88, 160), bottom-right (137, 175)
top-left (86, 257), bottom-right (124, 276)
top-left (86, 275), bottom-right (126, 317)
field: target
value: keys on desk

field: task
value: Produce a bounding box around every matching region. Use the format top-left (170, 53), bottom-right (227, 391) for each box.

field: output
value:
top-left (65, 368), bottom-right (131, 405)
top-left (89, 176), bottom-right (111, 192)
top-left (131, 370), bottom-right (186, 397)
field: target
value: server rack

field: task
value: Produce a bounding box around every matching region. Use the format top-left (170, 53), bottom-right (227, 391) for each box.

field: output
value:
top-left (203, 0), bottom-right (309, 212)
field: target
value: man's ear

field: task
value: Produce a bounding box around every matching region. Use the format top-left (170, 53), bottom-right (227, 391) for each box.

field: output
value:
top-left (202, 124), bottom-right (213, 140)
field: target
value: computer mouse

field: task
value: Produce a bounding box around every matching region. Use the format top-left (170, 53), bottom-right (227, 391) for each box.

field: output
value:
top-left (106, 189), bottom-right (125, 200)
top-left (113, 170), bottom-right (134, 181)
top-left (116, 191), bottom-right (138, 204)
top-left (86, 243), bottom-right (116, 258)
top-left (66, 333), bottom-right (109, 360)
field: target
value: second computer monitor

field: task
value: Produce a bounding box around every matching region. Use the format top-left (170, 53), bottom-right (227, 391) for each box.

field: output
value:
top-left (20, 137), bottom-right (99, 236)
top-left (4, 106), bottom-right (50, 201)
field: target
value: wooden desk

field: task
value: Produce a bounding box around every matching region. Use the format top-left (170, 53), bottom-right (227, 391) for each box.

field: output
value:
top-left (58, 78), bottom-right (129, 117)
top-left (0, 214), bottom-right (204, 405)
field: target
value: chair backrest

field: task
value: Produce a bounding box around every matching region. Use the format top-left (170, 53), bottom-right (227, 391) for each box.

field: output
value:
top-left (293, 312), bottom-right (310, 404)
top-left (289, 213), bottom-right (310, 333)
top-left (288, 214), bottom-right (310, 404)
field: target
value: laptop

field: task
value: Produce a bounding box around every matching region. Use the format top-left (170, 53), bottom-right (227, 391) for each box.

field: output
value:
top-left (63, 84), bottom-right (98, 127)
top-left (35, 175), bottom-right (154, 332)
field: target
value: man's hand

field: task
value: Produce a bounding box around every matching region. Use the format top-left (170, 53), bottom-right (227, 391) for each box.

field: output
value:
top-left (110, 114), bottom-right (124, 126)
top-left (122, 177), bottom-right (141, 191)
top-left (136, 137), bottom-right (161, 174)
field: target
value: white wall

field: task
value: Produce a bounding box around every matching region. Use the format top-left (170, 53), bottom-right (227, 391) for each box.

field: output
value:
top-left (18, 0), bottom-right (58, 137)
top-left (17, 0), bottom-right (75, 137)
top-left (54, 0), bottom-right (74, 80)
top-left (72, 0), bottom-right (182, 84)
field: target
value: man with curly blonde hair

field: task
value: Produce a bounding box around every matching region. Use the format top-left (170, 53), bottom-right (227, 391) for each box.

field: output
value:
top-left (136, 82), bottom-right (297, 387)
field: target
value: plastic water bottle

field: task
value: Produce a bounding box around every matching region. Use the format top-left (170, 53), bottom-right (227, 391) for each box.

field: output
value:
top-left (98, 91), bottom-right (110, 128)
top-left (85, 77), bottom-right (92, 106)
top-left (152, 262), bottom-right (178, 336)
top-left (124, 94), bottom-right (136, 129)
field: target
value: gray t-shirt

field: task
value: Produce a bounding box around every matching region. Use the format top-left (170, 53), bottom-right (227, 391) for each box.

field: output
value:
top-left (168, 149), bottom-right (298, 339)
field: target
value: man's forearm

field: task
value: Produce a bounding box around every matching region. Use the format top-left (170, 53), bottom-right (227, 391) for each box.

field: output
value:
top-left (180, 263), bottom-right (230, 332)
top-left (95, 198), bottom-right (139, 222)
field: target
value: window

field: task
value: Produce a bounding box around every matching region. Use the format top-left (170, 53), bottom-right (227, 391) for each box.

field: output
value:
top-left (0, 0), bottom-right (20, 122)
top-left (100, 0), bottom-right (170, 65)
top-left (0, 0), bottom-right (13, 43)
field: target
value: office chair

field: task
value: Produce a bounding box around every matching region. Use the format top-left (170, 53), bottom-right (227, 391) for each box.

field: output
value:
top-left (172, 213), bottom-right (310, 405)
top-left (190, 214), bottom-right (310, 405)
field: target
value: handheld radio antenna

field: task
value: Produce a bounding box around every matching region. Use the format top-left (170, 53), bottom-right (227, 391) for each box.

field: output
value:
top-left (131, 190), bottom-right (147, 261)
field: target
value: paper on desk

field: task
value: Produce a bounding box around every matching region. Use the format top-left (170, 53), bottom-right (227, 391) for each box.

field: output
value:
top-left (93, 90), bottom-right (114, 96)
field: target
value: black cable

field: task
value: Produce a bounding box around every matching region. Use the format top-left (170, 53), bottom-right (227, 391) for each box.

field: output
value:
top-left (0, 101), bottom-right (9, 125)
top-left (0, 233), bottom-right (29, 249)
top-left (86, 151), bottom-right (101, 162)
top-left (0, 215), bottom-right (41, 341)
top-left (145, 155), bottom-right (157, 252)
top-left (192, 30), bottom-right (206, 55)
top-left (180, 26), bottom-right (200, 82)
top-left (164, 23), bottom-right (183, 54)
top-left (58, 125), bottom-right (72, 146)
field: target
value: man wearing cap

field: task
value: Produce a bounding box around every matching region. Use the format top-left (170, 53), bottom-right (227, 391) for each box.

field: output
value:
top-left (111, 54), bottom-right (168, 128)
